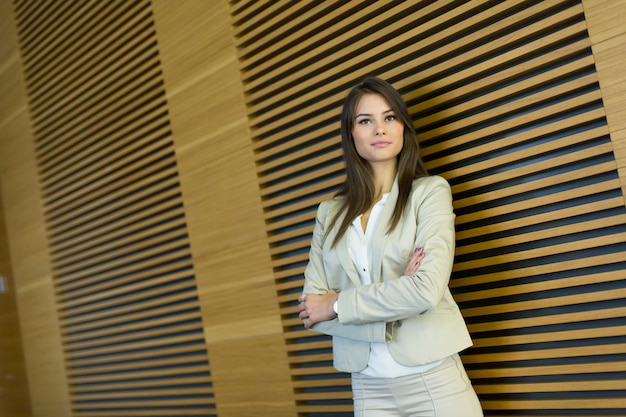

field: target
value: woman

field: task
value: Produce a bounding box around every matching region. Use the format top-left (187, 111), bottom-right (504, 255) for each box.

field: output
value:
top-left (298, 77), bottom-right (483, 416)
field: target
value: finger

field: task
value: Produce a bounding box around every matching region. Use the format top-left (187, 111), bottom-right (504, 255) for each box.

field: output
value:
top-left (411, 251), bottom-right (425, 264)
top-left (405, 256), bottom-right (424, 275)
top-left (405, 256), bottom-right (420, 274)
top-left (409, 249), bottom-right (423, 262)
top-left (411, 254), bottom-right (423, 264)
top-left (413, 254), bottom-right (425, 265)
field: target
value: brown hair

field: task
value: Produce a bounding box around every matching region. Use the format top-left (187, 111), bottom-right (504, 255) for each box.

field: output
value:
top-left (328, 77), bottom-right (428, 247)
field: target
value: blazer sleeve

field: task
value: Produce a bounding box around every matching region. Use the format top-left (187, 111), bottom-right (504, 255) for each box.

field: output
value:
top-left (302, 201), bottom-right (388, 342)
top-left (336, 176), bottom-right (457, 324)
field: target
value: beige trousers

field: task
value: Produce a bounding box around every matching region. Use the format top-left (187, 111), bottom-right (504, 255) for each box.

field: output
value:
top-left (351, 354), bottom-right (483, 417)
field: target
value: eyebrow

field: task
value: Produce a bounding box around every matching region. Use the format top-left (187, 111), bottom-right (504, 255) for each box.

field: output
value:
top-left (354, 109), bottom-right (394, 118)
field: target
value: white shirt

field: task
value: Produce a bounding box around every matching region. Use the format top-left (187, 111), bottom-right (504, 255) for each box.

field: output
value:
top-left (346, 193), bottom-right (442, 377)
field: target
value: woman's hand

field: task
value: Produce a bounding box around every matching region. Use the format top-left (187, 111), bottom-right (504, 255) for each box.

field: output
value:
top-left (404, 247), bottom-right (424, 276)
top-left (298, 290), bottom-right (338, 329)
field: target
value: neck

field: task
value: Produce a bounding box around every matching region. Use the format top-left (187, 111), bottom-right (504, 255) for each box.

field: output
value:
top-left (370, 161), bottom-right (397, 199)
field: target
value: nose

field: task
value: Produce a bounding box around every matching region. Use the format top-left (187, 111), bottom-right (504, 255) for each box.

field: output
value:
top-left (375, 123), bottom-right (386, 135)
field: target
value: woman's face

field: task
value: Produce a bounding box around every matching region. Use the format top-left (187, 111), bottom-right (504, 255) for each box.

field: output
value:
top-left (352, 93), bottom-right (404, 169)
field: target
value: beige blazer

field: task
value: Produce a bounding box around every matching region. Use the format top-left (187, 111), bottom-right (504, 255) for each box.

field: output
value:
top-left (302, 175), bottom-right (472, 373)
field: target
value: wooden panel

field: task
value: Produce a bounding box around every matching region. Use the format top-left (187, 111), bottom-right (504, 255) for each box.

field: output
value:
top-left (0, 0), bottom-right (69, 415)
top-left (0, 181), bottom-right (32, 417)
top-left (0, 112), bottom-right (69, 417)
top-left (230, 0), bottom-right (626, 415)
top-left (583, 0), bottom-right (626, 201)
top-left (152, 1), bottom-right (297, 416)
top-left (0, 1), bottom-right (32, 414)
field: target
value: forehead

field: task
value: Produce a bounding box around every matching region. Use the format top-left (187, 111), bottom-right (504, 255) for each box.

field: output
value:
top-left (355, 93), bottom-right (392, 114)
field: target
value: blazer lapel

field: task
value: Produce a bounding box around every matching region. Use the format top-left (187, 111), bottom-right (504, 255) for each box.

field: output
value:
top-left (327, 202), bottom-right (362, 287)
top-left (335, 232), bottom-right (362, 287)
top-left (370, 178), bottom-right (400, 283)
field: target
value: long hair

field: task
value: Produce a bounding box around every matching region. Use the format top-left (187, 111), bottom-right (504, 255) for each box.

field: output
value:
top-left (328, 77), bottom-right (428, 247)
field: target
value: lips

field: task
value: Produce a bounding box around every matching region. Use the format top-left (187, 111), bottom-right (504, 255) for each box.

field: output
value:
top-left (372, 141), bottom-right (392, 147)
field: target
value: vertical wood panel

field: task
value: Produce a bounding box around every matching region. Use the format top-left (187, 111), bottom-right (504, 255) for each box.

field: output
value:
top-left (0, 1), bottom-right (71, 415)
top-left (583, 0), bottom-right (626, 202)
top-left (152, 1), bottom-right (297, 416)
top-left (0, 183), bottom-right (32, 417)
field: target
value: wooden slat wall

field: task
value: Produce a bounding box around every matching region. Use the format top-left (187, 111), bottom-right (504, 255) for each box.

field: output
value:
top-left (11, 1), bottom-right (215, 416)
top-left (2, 0), bottom-right (626, 416)
top-left (230, 0), bottom-right (626, 415)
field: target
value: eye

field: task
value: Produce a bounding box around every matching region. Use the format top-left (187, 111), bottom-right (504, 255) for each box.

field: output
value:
top-left (357, 118), bottom-right (372, 125)
top-left (385, 114), bottom-right (396, 122)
